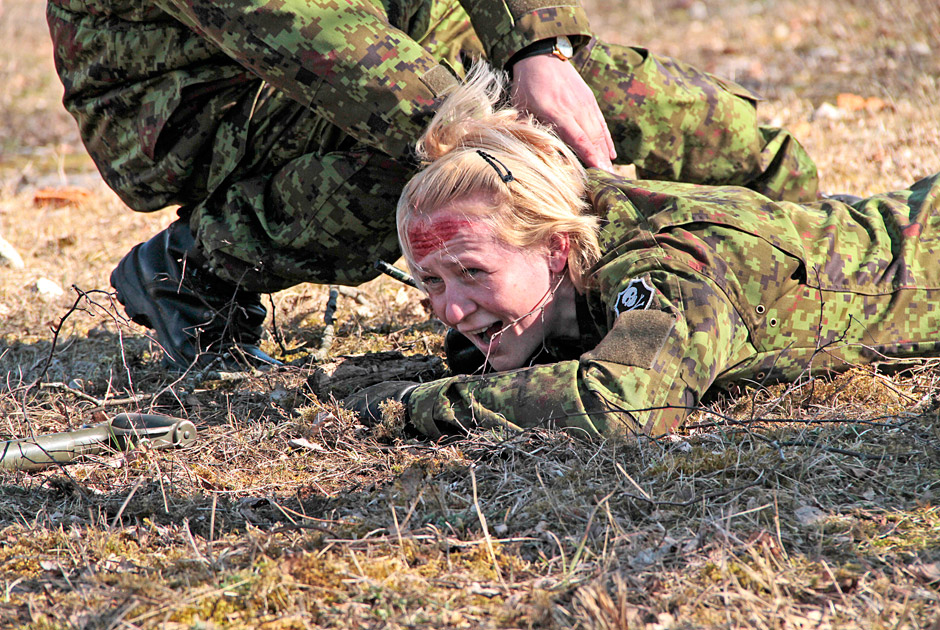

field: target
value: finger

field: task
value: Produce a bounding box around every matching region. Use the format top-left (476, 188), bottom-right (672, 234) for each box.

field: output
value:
top-left (592, 149), bottom-right (614, 172)
top-left (579, 103), bottom-right (614, 170)
top-left (598, 108), bottom-right (616, 162)
top-left (558, 122), bottom-right (611, 171)
top-left (584, 99), bottom-right (616, 165)
top-left (578, 112), bottom-right (614, 170)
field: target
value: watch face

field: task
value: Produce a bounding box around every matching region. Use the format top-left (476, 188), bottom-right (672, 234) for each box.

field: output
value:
top-left (556, 36), bottom-right (574, 59)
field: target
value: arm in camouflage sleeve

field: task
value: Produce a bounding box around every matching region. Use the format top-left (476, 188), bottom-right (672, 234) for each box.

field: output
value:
top-left (458, 0), bottom-right (593, 68)
top-left (155, 0), bottom-right (592, 159)
top-left (154, 0), bottom-right (458, 158)
top-left (407, 268), bottom-right (753, 439)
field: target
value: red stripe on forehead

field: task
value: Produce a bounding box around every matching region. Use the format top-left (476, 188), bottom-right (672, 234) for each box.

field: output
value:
top-left (407, 219), bottom-right (473, 258)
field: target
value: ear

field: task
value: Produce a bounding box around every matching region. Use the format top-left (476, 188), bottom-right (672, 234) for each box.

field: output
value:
top-left (547, 232), bottom-right (570, 274)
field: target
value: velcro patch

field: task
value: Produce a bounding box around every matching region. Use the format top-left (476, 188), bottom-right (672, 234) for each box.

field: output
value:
top-left (420, 65), bottom-right (459, 97)
top-left (614, 277), bottom-right (655, 315)
top-left (582, 309), bottom-right (676, 369)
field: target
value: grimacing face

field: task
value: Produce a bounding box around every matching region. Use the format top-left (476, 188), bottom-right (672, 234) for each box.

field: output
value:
top-left (407, 197), bottom-right (571, 371)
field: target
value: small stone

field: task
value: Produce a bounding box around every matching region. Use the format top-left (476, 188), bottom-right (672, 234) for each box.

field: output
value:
top-left (629, 548), bottom-right (657, 568)
top-left (0, 236), bottom-right (25, 269)
top-left (354, 303), bottom-right (376, 318)
top-left (813, 102), bottom-right (845, 121)
top-left (288, 438), bottom-right (325, 452)
top-left (794, 505), bottom-right (827, 526)
top-left (911, 41), bottom-right (931, 56)
top-left (270, 386), bottom-right (291, 404)
top-left (688, 1), bottom-right (707, 20)
top-left (811, 46), bottom-right (840, 60)
top-left (31, 278), bottom-right (65, 300)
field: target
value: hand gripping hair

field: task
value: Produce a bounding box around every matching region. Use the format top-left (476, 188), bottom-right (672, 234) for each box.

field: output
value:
top-left (396, 62), bottom-right (601, 289)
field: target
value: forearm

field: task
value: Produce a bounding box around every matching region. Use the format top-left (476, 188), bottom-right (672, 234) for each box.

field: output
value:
top-left (407, 339), bottom-right (698, 440)
top-left (406, 320), bottom-right (682, 440)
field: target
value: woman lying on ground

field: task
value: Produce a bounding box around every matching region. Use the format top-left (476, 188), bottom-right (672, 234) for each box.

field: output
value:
top-left (342, 63), bottom-right (940, 440)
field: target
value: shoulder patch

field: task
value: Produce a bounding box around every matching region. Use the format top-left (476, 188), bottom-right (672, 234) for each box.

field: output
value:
top-left (614, 277), bottom-right (655, 315)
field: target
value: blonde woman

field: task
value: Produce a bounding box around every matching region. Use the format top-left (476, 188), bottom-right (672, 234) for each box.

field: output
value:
top-left (343, 64), bottom-right (940, 439)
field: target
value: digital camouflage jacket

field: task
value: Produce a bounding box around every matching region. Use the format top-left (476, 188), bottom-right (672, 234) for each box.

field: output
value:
top-left (46, 0), bottom-right (590, 210)
top-left (407, 170), bottom-right (940, 438)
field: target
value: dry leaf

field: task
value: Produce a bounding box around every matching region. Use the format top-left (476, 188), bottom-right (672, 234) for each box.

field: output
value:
top-left (910, 561), bottom-right (940, 584)
top-left (32, 187), bottom-right (93, 208)
top-left (837, 93), bottom-right (888, 112)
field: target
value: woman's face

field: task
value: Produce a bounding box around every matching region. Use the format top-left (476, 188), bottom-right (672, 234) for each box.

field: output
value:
top-left (407, 198), bottom-right (570, 371)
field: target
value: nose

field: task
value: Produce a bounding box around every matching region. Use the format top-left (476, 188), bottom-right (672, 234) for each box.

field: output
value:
top-left (440, 283), bottom-right (476, 325)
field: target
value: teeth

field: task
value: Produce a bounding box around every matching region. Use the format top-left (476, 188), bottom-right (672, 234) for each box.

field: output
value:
top-left (471, 329), bottom-right (490, 344)
top-left (463, 322), bottom-right (501, 345)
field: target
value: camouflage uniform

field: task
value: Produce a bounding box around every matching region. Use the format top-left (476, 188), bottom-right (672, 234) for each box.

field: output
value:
top-left (408, 171), bottom-right (940, 439)
top-left (47, 0), bottom-right (817, 292)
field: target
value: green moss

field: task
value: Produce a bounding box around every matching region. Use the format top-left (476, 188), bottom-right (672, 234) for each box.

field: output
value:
top-left (866, 507), bottom-right (940, 554)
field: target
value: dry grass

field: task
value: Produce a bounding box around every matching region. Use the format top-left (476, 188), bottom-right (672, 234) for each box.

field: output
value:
top-left (1, 0), bottom-right (939, 628)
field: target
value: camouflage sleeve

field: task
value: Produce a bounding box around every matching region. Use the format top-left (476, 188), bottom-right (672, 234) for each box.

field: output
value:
top-left (154, 0), bottom-right (459, 158)
top-left (458, 0), bottom-right (593, 67)
top-left (407, 265), bottom-right (753, 439)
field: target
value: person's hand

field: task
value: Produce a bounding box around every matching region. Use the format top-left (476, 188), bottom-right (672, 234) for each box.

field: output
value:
top-left (340, 381), bottom-right (418, 425)
top-left (511, 54), bottom-right (616, 171)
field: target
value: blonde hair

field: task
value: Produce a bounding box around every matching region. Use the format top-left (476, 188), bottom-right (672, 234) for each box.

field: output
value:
top-left (396, 62), bottom-right (601, 289)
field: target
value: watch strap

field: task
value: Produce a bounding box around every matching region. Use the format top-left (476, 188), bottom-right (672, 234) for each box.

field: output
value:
top-left (506, 36), bottom-right (573, 73)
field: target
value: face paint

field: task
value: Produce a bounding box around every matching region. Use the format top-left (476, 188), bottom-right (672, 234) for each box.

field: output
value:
top-left (410, 201), bottom-right (576, 372)
top-left (407, 218), bottom-right (473, 258)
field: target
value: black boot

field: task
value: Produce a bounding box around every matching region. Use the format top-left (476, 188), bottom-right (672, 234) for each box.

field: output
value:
top-left (110, 219), bottom-right (279, 371)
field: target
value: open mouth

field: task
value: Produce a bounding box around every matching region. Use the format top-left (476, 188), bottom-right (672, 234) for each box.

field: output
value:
top-left (467, 321), bottom-right (504, 347)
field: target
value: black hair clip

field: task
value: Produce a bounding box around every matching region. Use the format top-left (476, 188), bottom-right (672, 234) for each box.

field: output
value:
top-left (476, 150), bottom-right (514, 183)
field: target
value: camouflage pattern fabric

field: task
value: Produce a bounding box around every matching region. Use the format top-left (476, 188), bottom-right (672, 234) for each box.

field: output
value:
top-left (407, 171), bottom-right (940, 439)
top-left (48, 0), bottom-right (816, 291)
top-left (573, 42), bottom-right (817, 202)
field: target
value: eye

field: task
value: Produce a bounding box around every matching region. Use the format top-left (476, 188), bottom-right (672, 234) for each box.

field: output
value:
top-left (420, 275), bottom-right (444, 292)
top-left (462, 267), bottom-right (486, 279)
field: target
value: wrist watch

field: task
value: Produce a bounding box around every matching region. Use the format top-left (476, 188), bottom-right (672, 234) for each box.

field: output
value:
top-left (546, 35), bottom-right (574, 61)
top-left (508, 35), bottom-right (574, 69)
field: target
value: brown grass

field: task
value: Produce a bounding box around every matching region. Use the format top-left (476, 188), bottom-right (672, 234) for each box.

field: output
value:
top-left (1, 0), bottom-right (939, 628)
